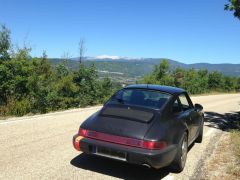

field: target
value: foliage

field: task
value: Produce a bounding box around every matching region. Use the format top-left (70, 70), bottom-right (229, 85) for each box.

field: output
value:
top-left (225, 0), bottom-right (240, 19)
top-left (139, 60), bottom-right (240, 94)
top-left (0, 25), bottom-right (11, 61)
top-left (0, 25), bottom-right (113, 116)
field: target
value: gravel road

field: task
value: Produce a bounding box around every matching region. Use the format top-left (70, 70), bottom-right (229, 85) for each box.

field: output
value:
top-left (0, 94), bottom-right (239, 180)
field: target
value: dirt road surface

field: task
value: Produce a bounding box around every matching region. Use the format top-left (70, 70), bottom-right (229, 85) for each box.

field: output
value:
top-left (0, 94), bottom-right (239, 180)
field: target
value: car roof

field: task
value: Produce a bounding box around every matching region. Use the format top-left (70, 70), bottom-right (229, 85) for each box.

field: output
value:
top-left (124, 84), bottom-right (186, 95)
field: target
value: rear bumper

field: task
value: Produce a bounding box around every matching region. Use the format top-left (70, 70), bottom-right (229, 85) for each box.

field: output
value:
top-left (73, 134), bottom-right (177, 169)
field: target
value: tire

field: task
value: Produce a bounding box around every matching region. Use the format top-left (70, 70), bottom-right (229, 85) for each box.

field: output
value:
top-left (195, 122), bottom-right (203, 143)
top-left (170, 132), bottom-right (188, 173)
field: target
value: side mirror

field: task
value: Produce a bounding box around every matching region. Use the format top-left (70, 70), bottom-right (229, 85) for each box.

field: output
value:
top-left (194, 103), bottom-right (203, 111)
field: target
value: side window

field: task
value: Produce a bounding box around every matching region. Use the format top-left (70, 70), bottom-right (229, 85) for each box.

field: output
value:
top-left (179, 94), bottom-right (191, 110)
top-left (122, 90), bottom-right (132, 102)
top-left (172, 98), bottom-right (182, 113)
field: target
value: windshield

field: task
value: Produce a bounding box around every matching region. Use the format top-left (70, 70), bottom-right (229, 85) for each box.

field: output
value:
top-left (107, 88), bottom-right (172, 109)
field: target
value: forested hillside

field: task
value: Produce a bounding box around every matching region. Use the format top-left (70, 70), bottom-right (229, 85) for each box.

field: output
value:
top-left (49, 58), bottom-right (240, 78)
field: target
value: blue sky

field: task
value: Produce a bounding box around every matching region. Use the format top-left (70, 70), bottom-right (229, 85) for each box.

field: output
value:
top-left (0, 0), bottom-right (240, 63)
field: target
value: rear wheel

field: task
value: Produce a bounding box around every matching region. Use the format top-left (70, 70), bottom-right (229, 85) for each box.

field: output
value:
top-left (171, 132), bottom-right (188, 172)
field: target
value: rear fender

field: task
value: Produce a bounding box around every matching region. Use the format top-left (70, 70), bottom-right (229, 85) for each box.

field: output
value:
top-left (172, 122), bottom-right (189, 145)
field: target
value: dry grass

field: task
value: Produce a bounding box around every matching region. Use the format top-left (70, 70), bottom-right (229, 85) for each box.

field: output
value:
top-left (229, 130), bottom-right (240, 176)
top-left (205, 131), bottom-right (240, 180)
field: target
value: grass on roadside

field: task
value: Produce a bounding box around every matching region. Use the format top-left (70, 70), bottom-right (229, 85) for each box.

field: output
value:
top-left (228, 130), bottom-right (240, 177)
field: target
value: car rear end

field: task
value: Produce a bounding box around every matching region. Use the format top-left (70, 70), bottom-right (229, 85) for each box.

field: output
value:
top-left (73, 127), bottom-right (178, 169)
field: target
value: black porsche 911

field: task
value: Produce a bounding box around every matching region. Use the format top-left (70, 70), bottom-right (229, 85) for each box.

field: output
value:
top-left (73, 84), bottom-right (204, 172)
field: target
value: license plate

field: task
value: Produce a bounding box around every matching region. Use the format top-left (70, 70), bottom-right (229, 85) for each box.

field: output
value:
top-left (93, 146), bottom-right (127, 161)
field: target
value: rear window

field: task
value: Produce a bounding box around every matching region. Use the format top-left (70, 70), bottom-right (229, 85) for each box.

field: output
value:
top-left (107, 89), bottom-right (172, 109)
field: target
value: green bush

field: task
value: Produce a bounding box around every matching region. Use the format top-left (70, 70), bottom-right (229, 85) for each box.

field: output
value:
top-left (9, 98), bottom-right (31, 116)
top-left (0, 25), bottom-right (114, 117)
top-left (140, 60), bottom-right (239, 94)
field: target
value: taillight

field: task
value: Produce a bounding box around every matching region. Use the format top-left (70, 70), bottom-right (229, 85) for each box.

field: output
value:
top-left (78, 128), bottom-right (166, 150)
top-left (79, 128), bottom-right (87, 136)
top-left (142, 141), bottom-right (167, 150)
top-left (73, 135), bottom-right (83, 151)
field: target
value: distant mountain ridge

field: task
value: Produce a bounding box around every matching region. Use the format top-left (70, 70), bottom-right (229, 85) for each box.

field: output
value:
top-left (49, 57), bottom-right (240, 77)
